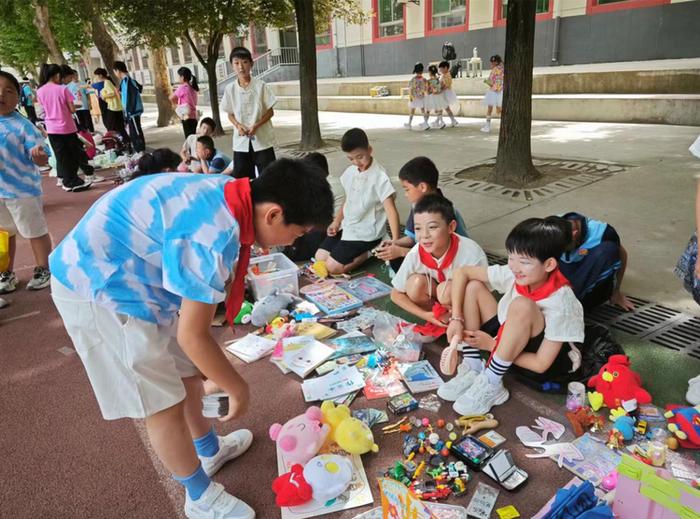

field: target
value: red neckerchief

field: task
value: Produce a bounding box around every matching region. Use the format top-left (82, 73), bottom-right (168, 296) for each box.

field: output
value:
top-left (414, 302), bottom-right (449, 337)
top-left (487, 269), bottom-right (571, 365)
top-left (223, 179), bottom-right (254, 327)
top-left (417, 234), bottom-right (459, 283)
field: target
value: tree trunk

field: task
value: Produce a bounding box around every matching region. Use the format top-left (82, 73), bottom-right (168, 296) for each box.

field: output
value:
top-left (294, 0), bottom-right (323, 150)
top-left (150, 46), bottom-right (176, 127)
top-left (87, 1), bottom-right (120, 83)
top-left (492, 0), bottom-right (540, 186)
top-left (32, 0), bottom-right (66, 65)
top-left (206, 58), bottom-right (224, 136)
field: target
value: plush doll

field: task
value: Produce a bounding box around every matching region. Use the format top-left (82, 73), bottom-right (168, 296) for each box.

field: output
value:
top-left (665, 405), bottom-right (700, 449)
top-left (303, 454), bottom-right (353, 503)
top-left (251, 290), bottom-right (302, 327)
top-left (587, 354), bottom-right (652, 410)
top-left (233, 301), bottom-right (253, 324)
top-left (270, 406), bottom-right (331, 465)
top-left (321, 401), bottom-right (379, 455)
top-left (272, 464), bottom-right (313, 506)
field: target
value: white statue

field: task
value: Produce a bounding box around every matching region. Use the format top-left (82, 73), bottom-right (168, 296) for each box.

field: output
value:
top-left (472, 47), bottom-right (479, 59)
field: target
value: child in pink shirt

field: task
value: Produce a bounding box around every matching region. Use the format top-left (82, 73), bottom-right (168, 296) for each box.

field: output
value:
top-left (171, 66), bottom-right (199, 138)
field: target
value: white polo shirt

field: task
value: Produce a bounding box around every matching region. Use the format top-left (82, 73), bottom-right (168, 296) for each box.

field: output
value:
top-left (340, 160), bottom-right (395, 242)
top-left (220, 76), bottom-right (276, 153)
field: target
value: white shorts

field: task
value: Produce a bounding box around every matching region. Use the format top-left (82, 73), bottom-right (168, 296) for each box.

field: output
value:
top-left (51, 278), bottom-right (200, 420)
top-left (0, 196), bottom-right (49, 239)
top-left (483, 90), bottom-right (503, 107)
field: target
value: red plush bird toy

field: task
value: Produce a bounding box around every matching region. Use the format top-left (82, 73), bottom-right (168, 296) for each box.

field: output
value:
top-left (587, 354), bottom-right (652, 409)
top-left (272, 464), bottom-right (313, 507)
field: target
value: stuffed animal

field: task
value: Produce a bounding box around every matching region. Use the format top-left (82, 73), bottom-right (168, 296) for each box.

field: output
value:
top-left (665, 405), bottom-right (700, 449)
top-left (251, 290), bottom-right (302, 327)
top-left (587, 354), bottom-right (651, 410)
top-left (611, 415), bottom-right (636, 441)
top-left (303, 454), bottom-right (353, 503)
top-left (234, 301), bottom-right (253, 324)
top-left (272, 464), bottom-right (313, 506)
top-left (270, 406), bottom-right (331, 465)
top-left (321, 401), bottom-right (379, 455)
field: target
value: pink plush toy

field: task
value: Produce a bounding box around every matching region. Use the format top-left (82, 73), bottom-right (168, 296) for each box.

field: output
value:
top-left (270, 406), bottom-right (331, 465)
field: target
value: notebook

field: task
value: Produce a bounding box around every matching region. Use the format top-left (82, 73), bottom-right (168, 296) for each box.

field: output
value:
top-left (399, 360), bottom-right (444, 393)
top-left (225, 334), bottom-right (277, 363)
top-left (281, 335), bottom-right (335, 378)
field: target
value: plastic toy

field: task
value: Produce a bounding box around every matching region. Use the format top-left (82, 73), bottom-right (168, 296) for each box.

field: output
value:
top-left (251, 290), bottom-right (302, 327)
top-left (272, 464), bottom-right (313, 506)
top-left (233, 300), bottom-right (253, 324)
top-left (386, 461), bottom-right (412, 486)
top-left (601, 470), bottom-right (618, 492)
top-left (303, 454), bottom-right (353, 503)
top-left (664, 404), bottom-right (700, 448)
top-left (455, 414), bottom-right (499, 435)
top-left (269, 406), bottom-right (331, 465)
top-left (587, 354), bottom-right (652, 410)
top-left (607, 430), bottom-right (625, 450)
top-left (321, 400), bottom-right (379, 455)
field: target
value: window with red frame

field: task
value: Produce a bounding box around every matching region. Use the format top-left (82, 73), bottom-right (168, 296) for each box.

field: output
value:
top-left (498, 0), bottom-right (550, 19)
top-left (432, 0), bottom-right (467, 29)
top-left (378, 0), bottom-right (404, 37)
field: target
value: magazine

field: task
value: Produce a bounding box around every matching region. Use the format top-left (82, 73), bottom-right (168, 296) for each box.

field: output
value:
top-left (328, 331), bottom-right (378, 360)
top-left (399, 360), bottom-right (444, 393)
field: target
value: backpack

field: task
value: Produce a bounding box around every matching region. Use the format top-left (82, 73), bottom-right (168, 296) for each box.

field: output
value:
top-left (450, 62), bottom-right (462, 79)
top-left (20, 85), bottom-right (29, 106)
top-left (442, 42), bottom-right (457, 61)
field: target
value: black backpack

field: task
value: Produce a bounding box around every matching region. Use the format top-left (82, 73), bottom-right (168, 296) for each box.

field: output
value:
top-left (442, 42), bottom-right (457, 61)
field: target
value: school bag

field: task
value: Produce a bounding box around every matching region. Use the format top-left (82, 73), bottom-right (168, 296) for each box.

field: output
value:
top-left (102, 130), bottom-right (130, 155)
top-left (442, 42), bottom-right (457, 61)
top-left (20, 86), bottom-right (28, 107)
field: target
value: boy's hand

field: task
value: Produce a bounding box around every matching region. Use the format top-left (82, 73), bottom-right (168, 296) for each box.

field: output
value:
top-left (236, 123), bottom-right (248, 136)
top-left (610, 290), bottom-right (635, 312)
top-left (327, 222), bottom-right (340, 237)
top-left (376, 242), bottom-right (404, 261)
top-left (219, 377), bottom-right (250, 422)
top-left (248, 123), bottom-right (258, 137)
top-left (423, 310), bottom-right (447, 328)
top-left (463, 330), bottom-right (496, 352)
top-left (446, 319), bottom-right (464, 343)
top-left (30, 145), bottom-right (48, 166)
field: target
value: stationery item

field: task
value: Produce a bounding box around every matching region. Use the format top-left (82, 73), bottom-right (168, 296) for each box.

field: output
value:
top-left (294, 321), bottom-right (337, 341)
top-left (328, 332), bottom-right (378, 360)
top-left (399, 360), bottom-right (444, 393)
top-left (316, 354), bottom-right (364, 376)
top-left (482, 450), bottom-right (529, 491)
top-left (387, 392), bottom-right (419, 415)
top-left (225, 334), bottom-right (277, 363)
top-left (301, 281), bottom-right (363, 315)
top-left (337, 276), bottom-right (392, 302)
top-left (301, 365), bottom-right (365, 402)
top-left (478, 430), bottom-right (507, 449)
top-left (466, 482), bottom-right (500, 519)
top-left (282, 336), bottom-right (335, 378)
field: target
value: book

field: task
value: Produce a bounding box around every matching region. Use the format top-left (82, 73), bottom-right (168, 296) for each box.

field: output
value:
top-left (281, 336), bottom-right (335, 378)
top-left (364, 371), bottom-right (407, 400)
top-left (301, 281), bottom-right (363, 315)
top-left (328, 331), bottom-right (378, 360)
top-left (399, 360), bottom-right (444, 393)
top-left (225, 334), bottom-right (277, 363)
top-left (293, 321), bottom-right (337, 341)
top-left (337, 276), bottom-right (392, 302)
top-left (301, 365), bottom-right (366, 402)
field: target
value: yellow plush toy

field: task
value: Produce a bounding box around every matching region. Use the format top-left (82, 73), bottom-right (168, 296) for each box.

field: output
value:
top-left (321, 401), bottom-right (379, 455)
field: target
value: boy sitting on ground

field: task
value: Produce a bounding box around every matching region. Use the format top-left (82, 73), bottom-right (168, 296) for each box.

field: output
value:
top-left (49, 159), bottom-right (334, 519)
top-left (376, 156), bottom-right (469, 273)
top-left (196, 135), bottom-right (231, 175)
top-left (390, 194), bottom-right (487, 326)
top-left (440, 217), bottom-right (584, 416)
top-left (180, 117), bottom-right (216, 172)
top-left (315, 128), bottom-right (400, 275)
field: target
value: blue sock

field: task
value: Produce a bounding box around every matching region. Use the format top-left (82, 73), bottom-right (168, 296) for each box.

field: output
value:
top-left (174, 463), bottom-right (211, 501)
top-left (193, 427), bottom-right (220, 457)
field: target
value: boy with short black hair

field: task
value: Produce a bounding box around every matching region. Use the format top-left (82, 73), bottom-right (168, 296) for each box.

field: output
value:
top-left (220, 47), bottom-right (276, 179)
top-left (113, 60), bottom-right (145, 152)
top-left (376, 156), bottom-right (468, 272)
top-left (441, 217), bottom-right (584, 415)
top-left (315, 128), bottom-right (400, 275)
top-left (390, 194), bottom-right (487, 325)
top-left (50, 159), bottom-right (334, 519)
top-left (196, 135), bottom-right (231, 174)
top-left (181, 117), bottom-right (216, 172)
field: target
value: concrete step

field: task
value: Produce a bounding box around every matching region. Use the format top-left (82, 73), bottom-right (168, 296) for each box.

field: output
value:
top-left (274, 93), bottom-right (700, 126)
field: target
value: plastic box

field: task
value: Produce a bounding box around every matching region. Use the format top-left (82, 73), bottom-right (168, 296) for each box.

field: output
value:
top-left (246, 253), bottom-right (299, 300)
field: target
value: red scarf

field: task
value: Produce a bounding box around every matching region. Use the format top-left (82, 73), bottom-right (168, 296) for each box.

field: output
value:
top-left (417, 234), bottom-right (459, 283)
top-left (223, 179), bottom-right (254, 327)
top-left (487, 269), bottom-right (571, 365)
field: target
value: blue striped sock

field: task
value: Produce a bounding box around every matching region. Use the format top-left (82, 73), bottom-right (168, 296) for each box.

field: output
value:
top-left (193, 427), bottom-right (219, 457)
top-left (174, 463), bottom-right (211, 501)
top-left (485, 354), bottom-right (512, 385)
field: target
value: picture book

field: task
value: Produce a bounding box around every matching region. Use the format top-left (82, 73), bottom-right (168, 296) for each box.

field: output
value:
top-left (301, 281), bottom-right (363, 315)
top-left (301, 365), bottom-right (365, 402)
top-left (281, 336), bottom-right (335, 378)
top-left (224, 334), bottom-right (277, 363)
top-left (328, 331), bottom-right (378, 360)
top-left (294, 321), bottom-right (337, 341)
top-left (337, 276), bottom-right (392, 302)
top-left (399, 361), bottom-right (444, 393)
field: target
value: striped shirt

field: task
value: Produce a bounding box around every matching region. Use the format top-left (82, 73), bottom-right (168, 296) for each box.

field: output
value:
top-left (49, 174), bottom-right (241, 325)
top-left (0, 111), bottom-right (44, 199)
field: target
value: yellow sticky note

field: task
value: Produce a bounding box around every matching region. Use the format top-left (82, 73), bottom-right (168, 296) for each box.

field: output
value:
top-left (496, 505), bottom-right (520, 519)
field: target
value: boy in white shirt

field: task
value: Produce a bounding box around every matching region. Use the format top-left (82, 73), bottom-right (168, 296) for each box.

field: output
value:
top-left (315, 128), bottom-right (401, 275)
top-left (180, 117), bottom-right (216, 172)
top-left (391, 194), bottom-right (487, 325)
top-left (220, 47), bottom-right (276, 179)
top-left (441, 217), bottom-right (585, 415)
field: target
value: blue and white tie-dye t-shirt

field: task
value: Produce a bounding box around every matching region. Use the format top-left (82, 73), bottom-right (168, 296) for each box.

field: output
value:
top-left (50, 174), bottom-right (241, 325)
top-left (0, 111), bottom-right (44, 199)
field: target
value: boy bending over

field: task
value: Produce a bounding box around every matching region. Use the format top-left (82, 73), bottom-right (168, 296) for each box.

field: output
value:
top-left (316, 128), bottom-right (400, 275)
top-left (440, 217), bottom-right (584, 416)
top-left (49, 159), bottom-right (334, 519)
top-left (390, 194), bottom-right (487, 326)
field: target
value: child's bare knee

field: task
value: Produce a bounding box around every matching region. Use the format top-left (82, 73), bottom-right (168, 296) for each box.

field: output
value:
top-left (465, 279), bottom-right (487, 297)
top-left (508, 296), bottom-right (538, 317)
top-left (406, 274), bottom-right (430, 303)
top-left (315, 249), bottom-right (329, 261)
top-left (325, 258), bottom-right (345, 275)
top-left (437, 281), bottom-right (451, 305)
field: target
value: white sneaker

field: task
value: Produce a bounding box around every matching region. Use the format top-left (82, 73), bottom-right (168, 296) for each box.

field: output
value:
top-left (453, 372), bottom-right (509, 415)
top-left (0, 271), bottom-right (18, 294)
top-left (0, 297), bottom-right (7, 309)
top-left (185, 482), bottom-right (255, 519)
top-left (418, 122), bottom-right (430, 131)
top-left (403, 122), bottom-right (412, 129)
top-left (199, 429), bottom-right (253, 477)
top-left (437, 361), bottom-right (481, 402)
top-left (437, 121), bottom-right (446, 129)
top-left (480, 123), bottom-right (491, 133)
top-left (84, 174), bottom-right (105, 183)
top-left (449, 120), bottom-right (458, 127)
top-left (27, 266), bottom-right (51, 290)
top-left (687, 375), bottom-right (700, 406)
top-left (56, 178), bottom-right (62, 187)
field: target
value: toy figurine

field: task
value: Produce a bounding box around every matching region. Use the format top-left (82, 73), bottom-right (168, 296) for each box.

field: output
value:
top-left (664, 404), bottom-right (700, 448)
top-left (607, 430), bottom-right (625, 450)
top-left (587, 354), bottom-right (652, 410)
top-left (272, 464), bottom-right (313, 506)
top-left (233, 300), bottom-right (253, 324)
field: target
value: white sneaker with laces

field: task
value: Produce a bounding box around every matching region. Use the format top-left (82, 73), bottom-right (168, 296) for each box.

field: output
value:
top-left (403, 122), bottom-right (412, 129)
top-left (27, 266), bottom-right (51, 290)
top-left (687, 375), bottom-right (700, 405)
top-left (199, 429), bottom-right (253, 477)
top-left (84, 174), bottom-right (105, 183)
top-left (453, 372), bottom-right (509, 415)
top-left (184, 482), bottom-right (255, 519)
top-left (56, 178), bottom-right (62, 187)
top-left (0, 271), bottom-right (18, 294)
top-left (437, 361), bottom-right (481, 401)
top-left (418, 122), bottom-right (430, 131)
top-left (449, 120), bottom-right (458, 127)
top-left (437, 121), bottom-right (446, 129)
top-left (480, 123), bottom-right (491, 133)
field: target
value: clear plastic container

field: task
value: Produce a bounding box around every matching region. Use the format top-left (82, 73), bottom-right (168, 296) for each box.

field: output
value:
top-left (246, 253), bottom-right (299, 300)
